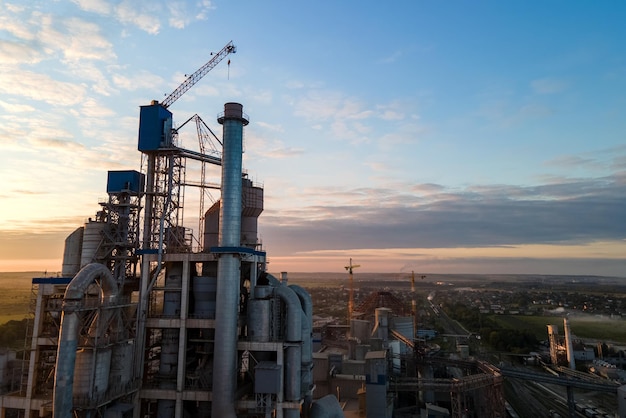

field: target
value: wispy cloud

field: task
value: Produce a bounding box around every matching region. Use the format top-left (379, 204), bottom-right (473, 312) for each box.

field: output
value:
top-left (0, 100), bottom-right (35, 113)
top-left (261, 169), bottom-right (626, 257)
top-left (531, 78), bottom-right (568, 94)
top-left (71, 0), bottom-right (113, 15)
top-left (69, 0), bottom-right (215, 33)
top-left (379, 49), bottom-right (403, 64)
top-left (0, 69), bottom-right (86, 106)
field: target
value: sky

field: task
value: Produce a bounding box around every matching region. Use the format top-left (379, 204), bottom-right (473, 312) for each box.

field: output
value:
top-left (0, 1), bottom-right (625, 276)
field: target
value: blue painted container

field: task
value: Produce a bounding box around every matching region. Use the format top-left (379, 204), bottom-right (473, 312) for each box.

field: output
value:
top-left (138, 103), bottom-right (173, 151)
top-left (106, 170), bottom-right (145, 194)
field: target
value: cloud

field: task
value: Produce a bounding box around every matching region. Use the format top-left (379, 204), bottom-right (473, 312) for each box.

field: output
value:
top-left (60, 18), bottom-right (116, 62)
top-left (0, 100), bottom-right (35, 113)
top-left (531, 78), bottom-right (568, 94)
top-left (260, 172), bottom-right (626, 257)
top-left (115, 1), bottom-right (161, 34)
top-left (80, 98), bottom-right (116, 118)
top-left (379, 50), bottom-right (403, 64)
top-left (112, 70), bottom-right (164, 91)
top-left (0, 40), bottom-right (42, 64)
top-left (246, 135), bottom-right (305, 160)
top-left (256, 121), bottom-right (284, 132)
top-left (0, 10), bottom-right (36, 41)
top-left (546, 155), bottom-right (598, 169)
top-left (167, 2), bottom-right (192, 29)
top-left (31, 138), bottom-right (85, 151)
top-left (69, 0), bottom-right (215, 33)
top-left (411, 183), bottom-right (446, 194)
top-left (71, 0), bottom-right (112, 15)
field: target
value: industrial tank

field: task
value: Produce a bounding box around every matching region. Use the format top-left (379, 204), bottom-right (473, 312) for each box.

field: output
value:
top-left (81, 221), bottom-right (106, 268)
top-left (247, 286), bottom-right (273, 342)
top-left (62, 227), bottom-right (83, 277)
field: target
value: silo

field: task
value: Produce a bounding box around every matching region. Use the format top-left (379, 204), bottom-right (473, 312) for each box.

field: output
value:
top-left (241, 177), bottom-right (263, 248)
top-left (62, 227), bottom-right (83, 277)
top-left (203, 201), bottom-right (220, 250)
top-left (247, 286), bottom-right (272, 342)
top-left (81, 221), bottom-right (106, 268)
top-left (374, 307), bottom-right (391, 343)
top-left (351, 319), bottom-right (371, 343)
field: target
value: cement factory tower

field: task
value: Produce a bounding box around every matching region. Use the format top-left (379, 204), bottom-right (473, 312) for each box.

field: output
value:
top-left (0, 42), bottom-right (334, 418)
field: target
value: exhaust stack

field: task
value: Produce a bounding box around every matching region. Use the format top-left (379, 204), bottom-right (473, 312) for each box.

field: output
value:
top-left (212, 103), bottom-right (248, 418)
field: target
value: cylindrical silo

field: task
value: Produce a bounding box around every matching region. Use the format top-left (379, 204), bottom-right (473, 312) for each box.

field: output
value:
top-left (203, 201), bottom-right (220, 250)
top-left (241, 177), bottom-right (263, 248)
top-left (247, 286), bottom-right (272, 342)
top-left (374, 307), bottom-right (391, 343)
top-left (81, 221), bottom-right (106, 268)
top-left (62, 227), bottom-right (84, 277)
top-left (212, 102), bottom-right (248, 418)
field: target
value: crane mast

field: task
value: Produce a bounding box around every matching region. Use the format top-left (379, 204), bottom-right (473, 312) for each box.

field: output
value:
top-left (161, 40), bottom-right (236, 108)
top-left (345, 258), bottom-right (361, 325)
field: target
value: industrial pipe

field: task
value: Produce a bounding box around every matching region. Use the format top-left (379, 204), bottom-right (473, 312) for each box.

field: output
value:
top-left (290, 284), bottom-right (314, 415)
top-left (53, 263), bottom-right (117, 418)
top-left (274, 284), bottom-right (302, 413)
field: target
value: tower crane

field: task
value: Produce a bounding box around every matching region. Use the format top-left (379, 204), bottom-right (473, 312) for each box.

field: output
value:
top-left (139, 41), bottom-right (236, 251)
top-left (135, 40), bottom-right (237, 387)
top-left (410, 271), bottom-right (426, 339)
top-left (345, 258), bottom-right (360, 324)
top-left (160, 40), bottom-right (236, 108)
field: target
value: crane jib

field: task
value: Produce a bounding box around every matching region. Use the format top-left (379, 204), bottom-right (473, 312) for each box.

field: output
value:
top-left (161, 41), bottom-right (236, 109)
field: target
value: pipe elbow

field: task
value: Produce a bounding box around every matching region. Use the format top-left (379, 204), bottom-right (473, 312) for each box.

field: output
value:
top-left (274, 284), bottom-right (302, 342)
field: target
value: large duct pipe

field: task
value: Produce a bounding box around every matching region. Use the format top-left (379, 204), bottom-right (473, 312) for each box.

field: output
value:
top-left (274, 284), bottom-right (302, 418)
top-left (212, 103), bottom-right (248, 418)
top-left (290, 284), bottom-right (314, 413)
top-left (266, 273), bottom-right (303, 416)
top-left (53, 263), bottom-right (117, 418)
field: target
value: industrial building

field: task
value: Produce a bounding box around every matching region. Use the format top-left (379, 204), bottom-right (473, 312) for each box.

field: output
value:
top-left (310, 290), bottom-right (505, 418)
top-left (0, 42), bottom-right (344, 418)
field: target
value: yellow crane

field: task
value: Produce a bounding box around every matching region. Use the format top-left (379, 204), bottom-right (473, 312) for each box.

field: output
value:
top-left (345, 258), bottom-right (360, 324)
top-left (410, 271), bottom-right (426, 338)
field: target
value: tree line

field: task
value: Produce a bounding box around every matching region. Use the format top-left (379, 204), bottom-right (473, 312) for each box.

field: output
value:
top-left (443, 301), bottom-right (538, 354)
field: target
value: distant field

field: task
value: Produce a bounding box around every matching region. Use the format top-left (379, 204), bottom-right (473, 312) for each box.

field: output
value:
top-left (0, 272), bottom-right (37, 324)
top-left (488, 314), bottom-right (626, 344)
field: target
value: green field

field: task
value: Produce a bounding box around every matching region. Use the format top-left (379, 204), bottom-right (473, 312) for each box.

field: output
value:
top-left (0, 272), bottom-right (36, 324)
top-left (487, 314), bottom-right (626, 344)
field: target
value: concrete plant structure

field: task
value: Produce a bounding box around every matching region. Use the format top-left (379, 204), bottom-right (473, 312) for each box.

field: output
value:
top-left (0, 43), bottom-right (341, 418)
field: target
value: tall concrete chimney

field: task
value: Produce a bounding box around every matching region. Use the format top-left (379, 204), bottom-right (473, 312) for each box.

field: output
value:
top-left (212, 103), bottom-right (248, 418)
